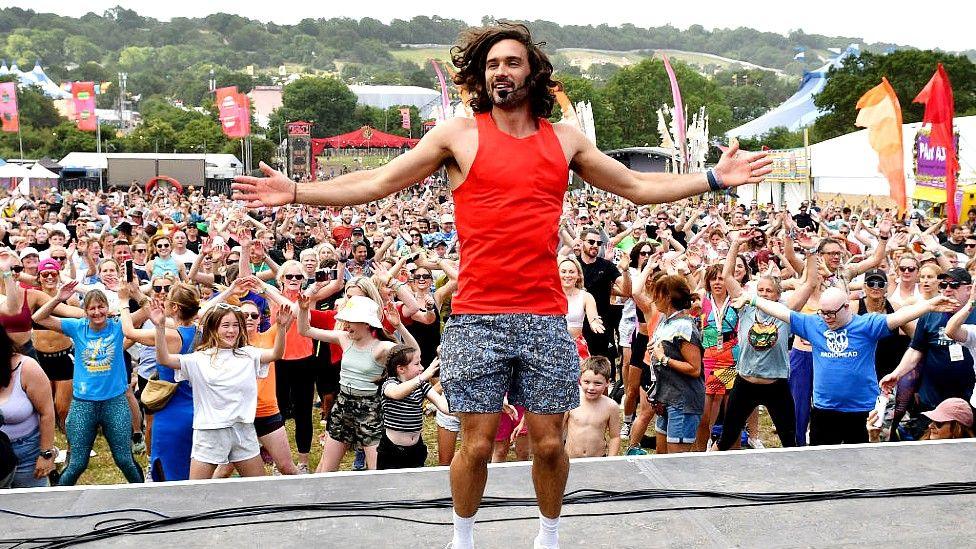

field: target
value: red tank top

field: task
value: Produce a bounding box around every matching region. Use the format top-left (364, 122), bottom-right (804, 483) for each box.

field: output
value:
top-left (451, 113), bottom-right (569, 315)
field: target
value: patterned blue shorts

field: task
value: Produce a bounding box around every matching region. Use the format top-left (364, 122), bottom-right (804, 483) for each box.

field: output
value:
top-left (440, 314), bottom-right (580, 415)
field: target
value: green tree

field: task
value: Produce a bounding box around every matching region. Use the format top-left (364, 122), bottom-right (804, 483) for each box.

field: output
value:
top-left (125, 119), bottom-right (178, 153)
top-left (268, 76), bottom-right (359, 137)
top-left (603, 58), bottom-right (732, 148)
top-left (176, 118), bottom-right (228, 153)
top-left (813, 50), bottom-right (976, 142)
top-left (553, 74), bottom-right (621, 150)
top-left (738, 127), bottom-right (805, 150)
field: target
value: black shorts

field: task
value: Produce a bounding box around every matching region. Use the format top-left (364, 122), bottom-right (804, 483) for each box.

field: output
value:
top-left (630, 331), bottom-right (649, 368)
top-left (376, 432), bottom-right (428, 470)
top-left (135, 375), bottom-right (153, 415)
top-left (254, 413), bottom-right (285, 438)
top-left (36, 348), bottom-right (74, 381)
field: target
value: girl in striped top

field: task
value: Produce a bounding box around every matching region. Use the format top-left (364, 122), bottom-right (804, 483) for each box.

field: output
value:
top-left (378, 345), bottom-right (449, 470)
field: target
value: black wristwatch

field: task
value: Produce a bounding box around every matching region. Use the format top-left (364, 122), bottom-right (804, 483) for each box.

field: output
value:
top-left (40, 448), bottom-right (58, 460)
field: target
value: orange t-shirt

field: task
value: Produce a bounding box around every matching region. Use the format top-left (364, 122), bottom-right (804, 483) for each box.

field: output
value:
top-left (274, 303), bottom-right (314, 360)
top-left (251, 327), bottom-right (279, 418)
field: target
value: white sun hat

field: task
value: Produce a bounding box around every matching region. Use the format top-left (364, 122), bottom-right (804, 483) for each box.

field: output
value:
top-left (335, 295), bottom-right (384, 329)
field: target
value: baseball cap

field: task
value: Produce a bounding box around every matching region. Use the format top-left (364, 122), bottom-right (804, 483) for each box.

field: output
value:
top-left (440, 213), bottom-right (454, 224)
top-left (37, 258), bottom-right (61, 272)
top-left (922, 397), bottom-right (973, 427)
top-left (939, 267), bottom-right (973, 285)
top-left (18, 247), bottom-right (39, 260)
top-left (577, 208), bottom-right (589, 218)
top-left (863, 268), bottom-right (887, 285)
top-left (432, 239), bottom-right (448, 248)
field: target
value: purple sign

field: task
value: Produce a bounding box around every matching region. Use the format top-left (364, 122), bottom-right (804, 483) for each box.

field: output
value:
top-left (915, 129), bottom-right (960, 188)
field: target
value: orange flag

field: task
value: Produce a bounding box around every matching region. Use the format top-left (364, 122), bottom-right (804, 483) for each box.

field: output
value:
top-left (855, 77), bottom-right (906, 216)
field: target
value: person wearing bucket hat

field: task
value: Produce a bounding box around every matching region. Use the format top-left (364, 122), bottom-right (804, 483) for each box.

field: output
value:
top-left (297, 294), bottom-right (420, 472)
top-left (920, 397), bottom-right (974, 439)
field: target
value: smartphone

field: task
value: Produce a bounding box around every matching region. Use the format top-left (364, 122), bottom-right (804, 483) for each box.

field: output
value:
top-left (315, 269), bottom-right (332, 282)
top-left (213, 273), bottom-right (226, 286)
top-left (124, 259), bottom-right (134, 282)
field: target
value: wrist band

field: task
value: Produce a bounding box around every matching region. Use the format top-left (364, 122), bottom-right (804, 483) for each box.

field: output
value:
top-left (706, 169), bottom-right (724, 192)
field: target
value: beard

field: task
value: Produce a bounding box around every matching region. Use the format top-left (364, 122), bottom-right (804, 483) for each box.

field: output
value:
top-left (490, 80), bottom-right (529, 109)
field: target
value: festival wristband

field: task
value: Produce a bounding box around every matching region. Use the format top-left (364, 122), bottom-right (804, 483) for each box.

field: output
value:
top-left (706, 169), bottom-right (724, 192)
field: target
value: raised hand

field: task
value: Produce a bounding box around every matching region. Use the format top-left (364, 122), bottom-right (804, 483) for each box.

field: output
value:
top-left (713, 139), bottom-right (774, 187)
top-left (231, 162), bottom-right (297, 208)
top-left (148, 300), bottom-right (166, 325)
top-left (57, 280), bottom-right (79, 302)
top-left (297, 294), bottom-right (311, 311)
top-left (276, 304), bottom-right (295, 328)
top-left (384, 301), bottom-right (401, 329)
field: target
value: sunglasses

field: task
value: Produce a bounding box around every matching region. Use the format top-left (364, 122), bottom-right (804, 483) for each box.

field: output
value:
top-left (818, 303), bottom-right (848, 318)
top-left (51, 255), bottom-right (67, 261)
top-left (899, 266), bottom-right (917, 273)
top-left (156, 243), bottom-right (170, 249)
top-left (939, 280), bottom-right (967, 290)
top-left (639, 251), bottom-right (652, 256)
top-left (966, 243), bottom-right (976, 248)
top-left (152, 285), bottom-right (172, 293)
top-left (244, 312), bottom-right (261, 320)
top-left (11, 265), bottom-right (23, 273)
top-left (411, 234), bottom-right (421, 238)
top-left (865, 279), bottom-right (887, 289)
top-left (414, 274), bottom-right (432, 280)
top-left (38, 271), bottom-right (59, 279)
top-left (585, 239), bottom-right (602, 245)
top-left (283, 274), bottom-right (304, 281)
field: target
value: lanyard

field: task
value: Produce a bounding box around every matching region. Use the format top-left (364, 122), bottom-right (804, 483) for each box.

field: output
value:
top-left (708, 294), bottom-right (730, 348)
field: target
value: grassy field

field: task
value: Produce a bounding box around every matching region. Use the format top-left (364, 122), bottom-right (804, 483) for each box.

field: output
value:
top-left (60, 404), bottom-right (780, 485)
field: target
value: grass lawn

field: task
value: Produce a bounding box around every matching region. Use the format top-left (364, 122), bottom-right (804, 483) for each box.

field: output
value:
top-left (60, 405), bottom-right (780, 485)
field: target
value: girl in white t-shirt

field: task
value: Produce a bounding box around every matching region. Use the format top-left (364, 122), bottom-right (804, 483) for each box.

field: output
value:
top-left (153, 301), bottom-right (290, 480)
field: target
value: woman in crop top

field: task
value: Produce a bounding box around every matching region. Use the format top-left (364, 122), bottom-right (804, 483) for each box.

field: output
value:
top-left (0, 325), bottom-right (56, 489)
top-left (147, 235), bottom-right (186, 281)
top-left (559, 257), bottom-right (604, 355)
top-left (298, 293), bottom-right (419, 472)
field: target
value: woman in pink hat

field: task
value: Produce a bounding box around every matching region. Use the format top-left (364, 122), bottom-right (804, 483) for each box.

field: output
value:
top-left (921, 398), bottom-right (974, 440)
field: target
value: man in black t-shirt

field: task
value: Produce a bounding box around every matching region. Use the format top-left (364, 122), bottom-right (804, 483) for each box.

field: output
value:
top-left (577, 228), bottom-right (631, 363)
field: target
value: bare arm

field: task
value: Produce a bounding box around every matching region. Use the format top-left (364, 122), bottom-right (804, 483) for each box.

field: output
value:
top-left (945, 299), bottom-right (975, 342)
top-left (884, 295), bottom-right (943, 331)
top-left (785, 252), bottom-right (820, 311)
top-left (154, 320), bottom-right (181, 369)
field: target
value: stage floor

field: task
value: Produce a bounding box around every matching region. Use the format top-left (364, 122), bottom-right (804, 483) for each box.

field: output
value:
top-left (2, 440), bottom-right (974, 548)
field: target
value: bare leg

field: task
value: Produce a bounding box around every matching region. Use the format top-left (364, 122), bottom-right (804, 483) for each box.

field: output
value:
top-left (514, 433), bottom-right (532, 461)
top-left (628, 389), bottom-right (654, 450)
top-left (363, 444), bottom-right (378, 470)
top-left (623, 365), bottom-right (642, 419)
top-left (668, 442), bottom-right (693, 454)
top-left (524, 413), bottom-right (570, 519)
top-left (316, 435), bottom-right (349, 473)
top-left (693, 394), bottom-right (724, 452)
top-left (261, 428), bottom-right (298, 474)
top-left (232, 455), bottom-right (266, 477)
top-left (53, 380), bottom-right (73, 432)
top-left (437, 427), bottom-right (458, 466)
top-left (189, 459), bottom-right (219, 480)
top-left (450, 413), bottom-right (500, 518)
top-left (655, 431), bottom-right (668, 455)
top-left (491, 440), bottom-right (509, 463)
top-left (212, 463), bottom-right (235, 478)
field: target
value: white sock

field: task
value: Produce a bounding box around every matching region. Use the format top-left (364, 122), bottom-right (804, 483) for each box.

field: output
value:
top-left (451, 510), bottom-right (475, 549)
top-left (623, 414), bottom-right (634, 424)
top-left (534, 513), bottom-right (560, 549)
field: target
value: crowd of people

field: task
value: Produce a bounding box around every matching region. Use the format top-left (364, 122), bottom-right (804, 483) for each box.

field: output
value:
top-left (1, 179), bottom-right (975, 489)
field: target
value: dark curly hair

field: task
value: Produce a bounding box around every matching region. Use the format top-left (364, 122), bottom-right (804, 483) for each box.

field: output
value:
top-left (451, 22), bottom-right (558, 119)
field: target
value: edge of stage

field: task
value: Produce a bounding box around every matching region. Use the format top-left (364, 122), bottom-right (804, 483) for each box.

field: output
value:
top-left (2, 439), bottom-right (975, 548)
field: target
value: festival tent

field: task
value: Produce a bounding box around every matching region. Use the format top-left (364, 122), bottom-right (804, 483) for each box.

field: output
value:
top-left (311, 126), bottom-right (420, 152)
top-left (810, 115), bottom-right (976, 202)
top-left (0, 162), bottom-right (31, 195)
top-left (0, 60), bottom-right (71, 100)
top-left (726, 45), bottom-right (860, 139)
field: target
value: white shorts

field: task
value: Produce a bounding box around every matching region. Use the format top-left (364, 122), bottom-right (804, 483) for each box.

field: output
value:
top-left (191, 422), bottom-right (260, 465)
top-left (618, 315), bottom-right (638, 348)
top-left (435, 409), bottom-right (461, 433)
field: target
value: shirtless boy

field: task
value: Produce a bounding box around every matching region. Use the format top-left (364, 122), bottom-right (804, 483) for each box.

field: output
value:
top-left (565, 357), bottom-right (621, 458)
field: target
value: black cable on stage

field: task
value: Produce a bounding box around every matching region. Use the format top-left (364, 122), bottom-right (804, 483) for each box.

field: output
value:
top-left (3, 480), bottom-right (975, 548)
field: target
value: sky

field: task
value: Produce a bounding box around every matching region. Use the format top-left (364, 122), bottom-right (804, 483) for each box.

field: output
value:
top-left (10, 0), bottom-right (973, 52)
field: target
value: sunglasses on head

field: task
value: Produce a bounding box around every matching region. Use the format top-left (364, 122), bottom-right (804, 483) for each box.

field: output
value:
top-left (283, 274), bottom-right (304, 281)
top-left (939, 280), bottom-right (966, 290)
top-left (213, 303), bottom-right (241, 312)
top-left (152, 285), bottom-right (171, 293)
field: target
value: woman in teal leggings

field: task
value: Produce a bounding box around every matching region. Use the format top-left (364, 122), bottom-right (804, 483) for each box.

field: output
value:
top-left (34, 285), bottom-right (143, 485)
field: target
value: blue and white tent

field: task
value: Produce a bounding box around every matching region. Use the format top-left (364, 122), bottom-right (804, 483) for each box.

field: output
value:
top-left (0, 60), bottom-right (71, 100)
top-left (726, 45), bottom-right (860, 139)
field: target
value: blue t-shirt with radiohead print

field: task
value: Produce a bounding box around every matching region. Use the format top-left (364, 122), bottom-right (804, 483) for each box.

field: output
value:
top-left (60, 317), bottom-right (129, 401)
top-left (790, 311), bottom-right (893, 412)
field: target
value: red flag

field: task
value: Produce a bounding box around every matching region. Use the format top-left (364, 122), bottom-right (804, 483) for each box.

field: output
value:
top-left (71, 82), bottom-right (97, 131)
top-left (914, 64), bottom-right (958, 224)
top-left (399, 107), bottom-right (411, 130)
top-left (0, 82), bottom-right (18, 132)
top-left (216, 86), bottom-right (250, 138)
